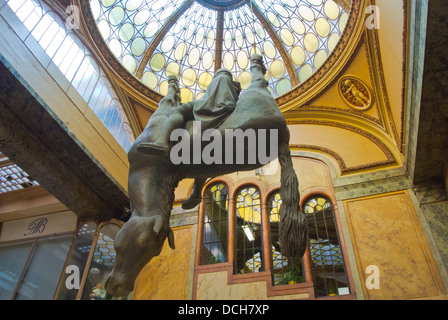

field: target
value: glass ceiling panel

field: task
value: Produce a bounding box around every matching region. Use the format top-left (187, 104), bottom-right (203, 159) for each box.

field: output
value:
top-left (91, 0), bottom-right (350, 101)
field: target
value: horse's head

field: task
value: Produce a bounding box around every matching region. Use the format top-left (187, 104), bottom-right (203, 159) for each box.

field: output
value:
top-left (105, 215), bottom-right (175, 297)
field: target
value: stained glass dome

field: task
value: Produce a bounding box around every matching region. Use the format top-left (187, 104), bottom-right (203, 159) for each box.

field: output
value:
top-left (90, 0), bottom-right (351, 102)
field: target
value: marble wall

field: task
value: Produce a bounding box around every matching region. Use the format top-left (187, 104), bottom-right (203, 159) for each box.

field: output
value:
top-left (133, 226), bottom-right (194, 300)
top-left (344, 191), bottom-right (446, 299)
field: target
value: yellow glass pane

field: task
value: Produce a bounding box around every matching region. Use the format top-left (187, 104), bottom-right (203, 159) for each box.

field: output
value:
top-left (134, 9), bottom-right (150, 25)
top-left (290, 17), bottom-right (305, 35)
top-left (328, 33), bottom-right (340, 52)
top-left (159, 80), bottom-right (168, 96)
top-left (109, 38), bottom-right (122, 58)
top-left (119, 23), bottom-right (134, 42)
top-left (126, 0), bottom-right (142, 11)
top-left (244, 206), bottom-right (252, 221)
top-left (142, 71), bottom-right (158, 89)
top-left (339, 12), bottom-right (349, 31)
top-left (299, 5), bottom-right (315, 22)
top-left (223, 52), bottom-right (234, 70)
top-left (188, 47), bottom-right (200, 66)
top-left (252, 211), bottom-right (261, 224)
top-left (202, 51), bottom-right (214, 70)
top-left (298, 64), bottom-right (313, 83)
top-left (304, 33), bottom-right (319, 53)
top-left (254, 21), bottom-right (266, 39)
top-left (315, 17), bottom-right (330, 37)
top-left (224, 30), bottom-right (232, 49)
top-left (122, 54), bottom-right (136, 73)
top-left (235, 29), bottom-right (243, 48)
top-left (280, 29), bottom-right (294, 47)
top-left (314, 49), bottom-right (327, 69)
top-left (270, 60), bottom-right (286, 79)
top-left (237, 51), bottom-right (248, 69)
top-left (102, 0), bottom-right (117, 7)
top-left (291, 46), bottom-right (305, 66)
top-left (150, 53), bottom-right (165, 72)
top-left (181, 68), bottom-right (196, 87)
top-left (195, 27), bottom-right (205, 45)
top-left (267, 11), bottom-right (280, 28)
top-left (108, 6), bottom-right (124, 26)
top-left (161, 35), bottom-right (175, 53)
top-left (245, 26), bottom-right (255, 44)
top-left (317, 197), bottom-right (327, 206)
top-left (174, 42), bottom-right (187, 60)
top-left (263, 41), bottom-right (277, 59)
top-left (324, 0), bottom-right (340, 20)
top-left (244, 194), bottom-right (253, 206)
top-left (238, 71), bottom-right (252, 90)
top-left (98, 20), bottom-right (111, 39)
top-left (131, 37), bottom-right (146, 56)
top-left (206, 29), bottom-right (215, 48)
top-left (166, 61), bottom-right (180, 77)
top-left (198, 72), bottom-right (212, 90)
top-left (276, 78), bottom-right (292, 96)
top-left (180, 87), bottom-right (193, 103)
top-left (144, 21), bottom-right (159, 38)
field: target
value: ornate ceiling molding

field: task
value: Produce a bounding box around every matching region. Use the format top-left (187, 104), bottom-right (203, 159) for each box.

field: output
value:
top-left (289, 144), bottom-right (396, 174)
top-left (287, 118), bottom-right (398, 166)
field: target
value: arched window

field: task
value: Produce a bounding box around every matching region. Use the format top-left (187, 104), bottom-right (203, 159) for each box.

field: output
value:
top-left (57, 222), bottom-right (97, 300)
top-left (304, 196), bottom-right (350, 297)
top-left (200, 183), bottom-right (229, 265)
top-left (234, 186), bottom-right (263, 274)
top-left (268, 191), bottom-right (304, 285)
top-left (5, 0), bottom-right (134, 151)
top-left (80, 223), bottom-right (121, 300)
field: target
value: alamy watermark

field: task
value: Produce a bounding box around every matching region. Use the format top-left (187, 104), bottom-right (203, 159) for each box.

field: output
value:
top-left (365, 265), bottom-right (380, 290)
top-left (169, 121), bottom-right (279, 174)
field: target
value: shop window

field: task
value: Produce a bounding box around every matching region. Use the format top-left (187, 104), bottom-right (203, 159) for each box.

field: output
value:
top-left (80, 223), bottom-right (120, 300)
top-left (268, 191), bottom-right (305, 285)
top-left (56, 222), bottom-right (97, 300)
top-left (0, 234), bottom-right (73, 300)
top-left (234, 186), bottom-right (264, 274)
top-left (200, 183), bottom-right (229, 265)
top-left (304, 196), bottom-right (350, 297)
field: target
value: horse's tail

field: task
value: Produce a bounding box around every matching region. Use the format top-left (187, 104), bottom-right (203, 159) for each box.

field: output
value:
top-left (278, 136), bottom-right (308, 259)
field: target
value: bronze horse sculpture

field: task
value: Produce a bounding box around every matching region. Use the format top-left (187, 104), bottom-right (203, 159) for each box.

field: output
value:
top-left (105, 55), bottom-right (308, 297)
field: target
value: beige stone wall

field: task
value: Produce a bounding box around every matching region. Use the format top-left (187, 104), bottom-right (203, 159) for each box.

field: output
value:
top-left (344, 191), bottom-right (446, 299)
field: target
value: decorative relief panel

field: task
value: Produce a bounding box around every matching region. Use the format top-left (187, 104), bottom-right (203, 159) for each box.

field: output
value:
top-left (338, 75), bottom-right (373, 111)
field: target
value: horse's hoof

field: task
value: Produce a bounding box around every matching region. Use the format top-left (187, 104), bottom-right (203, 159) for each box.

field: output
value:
top-left (181, 197), bottom-right (202, 210)
top-left (136, 142), bottom-right (168, 156)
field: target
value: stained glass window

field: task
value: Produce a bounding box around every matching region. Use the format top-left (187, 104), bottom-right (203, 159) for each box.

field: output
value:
top-left (200, 183), bottom-right (229, 265)
top-left (304, 196), bottom-right (350, 297)
top-left (80, 223), bottom-right (120, 300)
top-left (91, 0), bottom-right (351, 100)
top-left (234, 186), bottom-right (264, 274)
